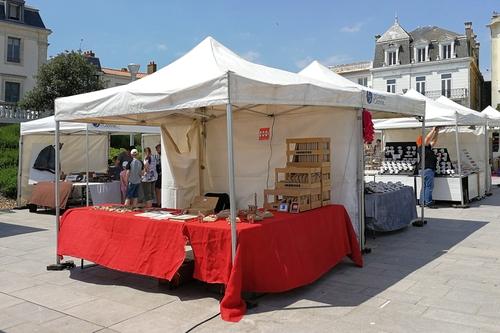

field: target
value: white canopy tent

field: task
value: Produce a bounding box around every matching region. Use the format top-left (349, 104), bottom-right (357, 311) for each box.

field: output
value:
top-left (299, 61), bottom-right (424, 114)
top-left (18, 115), bottom-right (160, 206)
top-left (298, 61), bottom-right (426, 245)
top-left (53, 37), bottom-right (424, 267)
top-left (374, 90), bottom-right (488, 205)
top-left (483, 106), bottom-right (500, 127)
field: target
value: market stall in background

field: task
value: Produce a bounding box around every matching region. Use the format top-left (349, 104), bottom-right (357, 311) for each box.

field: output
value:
top-left (373, 90), bottom-right (488, 208)
top-left (18, 115), bottom-right (160, 208)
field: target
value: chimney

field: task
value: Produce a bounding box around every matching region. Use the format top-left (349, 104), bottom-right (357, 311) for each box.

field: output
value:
top-left (464, 21), bottom-right (473, 38)
top-left (147, 61), bottom-right (157, 74)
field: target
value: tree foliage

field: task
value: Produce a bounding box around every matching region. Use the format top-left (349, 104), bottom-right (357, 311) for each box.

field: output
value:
top-left (19, 51), bottom-right (105, 111)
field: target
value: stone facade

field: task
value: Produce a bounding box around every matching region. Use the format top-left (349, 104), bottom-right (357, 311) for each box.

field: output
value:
top-left (490, 12), bottom-right (500, 110)
top-left (0, 0), bottom-right (51, 103)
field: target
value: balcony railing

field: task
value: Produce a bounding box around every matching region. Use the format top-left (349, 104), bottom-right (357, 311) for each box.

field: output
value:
top-left (425, 88), bottom-right (468, 100)
top-left (0, 103), bottom-right (51, 124)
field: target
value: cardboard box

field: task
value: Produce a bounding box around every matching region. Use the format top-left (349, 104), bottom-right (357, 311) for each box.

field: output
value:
top-left (186, 196), bottom-right (219, 215)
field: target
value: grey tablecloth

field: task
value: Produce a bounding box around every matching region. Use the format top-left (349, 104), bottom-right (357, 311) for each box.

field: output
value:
top-left (365, 186), bottom-right (417, 232)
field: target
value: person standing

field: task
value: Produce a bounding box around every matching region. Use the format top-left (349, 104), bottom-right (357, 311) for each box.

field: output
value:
top-left (117, 146), bottom-right (134, 170)
top-left (154, 144), bottom-right (162, 207)
top-left (416, 127), bottom-right (440, 209)
top-left (124, 149), bottom-right (143, 207)
top-left (142, 147), bottom-right (158, 208)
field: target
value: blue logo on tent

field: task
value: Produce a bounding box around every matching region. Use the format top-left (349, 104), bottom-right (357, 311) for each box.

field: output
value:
top-left (92, 123), bottom-right (100, 128)
top-left (366, 91), bottom-right (373, 104)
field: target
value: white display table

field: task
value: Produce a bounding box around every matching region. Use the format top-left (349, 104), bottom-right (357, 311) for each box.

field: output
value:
top-left (372, 173), bottom-right (482, 203)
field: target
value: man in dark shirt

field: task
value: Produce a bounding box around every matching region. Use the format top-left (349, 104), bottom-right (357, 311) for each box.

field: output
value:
top-left (417, 127), bottom-right (440, 208)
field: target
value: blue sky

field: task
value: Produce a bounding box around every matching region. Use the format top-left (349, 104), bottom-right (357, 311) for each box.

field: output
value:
top-left (29, 0), bottom-right (498, 78)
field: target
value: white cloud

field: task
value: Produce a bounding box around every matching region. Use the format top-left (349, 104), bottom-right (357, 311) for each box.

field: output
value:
top-left (241, 50), bottom-right (261, 62)
top-left (156, 43), bottom-right (168, 51)
top-left (295, 56), bottom-right (314, 69)
top-left (341, 22), bottom-right (364, 33)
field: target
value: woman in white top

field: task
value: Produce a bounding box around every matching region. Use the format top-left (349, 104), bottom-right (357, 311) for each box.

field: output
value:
top-left (142, 147), bottom-right (158, 208)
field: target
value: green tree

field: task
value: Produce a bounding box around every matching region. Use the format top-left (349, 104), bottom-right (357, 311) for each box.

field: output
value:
top-left (19, 51), bottom-right (105, 111)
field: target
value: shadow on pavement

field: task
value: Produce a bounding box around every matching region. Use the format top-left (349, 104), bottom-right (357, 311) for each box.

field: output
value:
top-left (0, 221), bottom-right (47, 238)
top-left (248, 217), bottom-right (487, 314)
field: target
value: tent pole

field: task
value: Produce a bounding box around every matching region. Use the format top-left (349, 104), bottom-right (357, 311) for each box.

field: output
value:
top-left (16, 134), bottom-right (23, 207)
top-left (85, 127), bottom-right (89, 206)
top-left (46, 120), bottom-right (74, 271)
top-left (226, 72), bottom-right (237, 263)
top-left (454, 113), bottom-right (467, 208)
top-left (226, 102), bottom-right (237, 263)
top-left (485, 123), bottom-right (491, 196)
top-left (419, 117), bottom-right (426, 224)
top-left (357, 109), bottom-right (365, 251)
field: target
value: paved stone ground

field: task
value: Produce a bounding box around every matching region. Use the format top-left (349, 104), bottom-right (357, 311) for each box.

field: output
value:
top-left (1, 186), bottom-right (500, 332)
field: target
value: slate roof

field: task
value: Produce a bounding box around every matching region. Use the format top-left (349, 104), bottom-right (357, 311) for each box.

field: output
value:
top-left (410, 26), bottom-right (460, 42)
top-left (0, 3), bottom-right (47, 29)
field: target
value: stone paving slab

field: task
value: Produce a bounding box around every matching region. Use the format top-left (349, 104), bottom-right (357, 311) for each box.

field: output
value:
top-left (1, 187), bottom-right (500, 331)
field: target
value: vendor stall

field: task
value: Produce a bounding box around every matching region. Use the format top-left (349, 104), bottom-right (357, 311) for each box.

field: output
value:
top-left (374, 90), bottom-right (487, 206)
top-left (52, 37), bottom-right (424, 321)
top-left (483, 106), bottom-right (500, 190)
top-left (18, 116), bottom-right (160, 207)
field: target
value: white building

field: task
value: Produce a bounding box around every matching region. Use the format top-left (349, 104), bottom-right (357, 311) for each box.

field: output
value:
top-left (489, 12), bottom-right (500, 110)
top-left (0, 0), bottom-right (50, 103)
top-left (330, 61), bottom-right (373, 88)
top-left (333, 19), bottom-right (484, 111)
top-left (82, 51), bottom-right (155, 87)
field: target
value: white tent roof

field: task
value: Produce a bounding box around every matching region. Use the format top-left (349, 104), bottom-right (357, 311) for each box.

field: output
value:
top-left (20, 115), bottom-right (160, 135)
top-left (482, 106), bottom-right (500, 126)
top-left (298, 61), bottom-right (425, 116)
top-left (436, 96), bottom-right (487, 125)
top-left (55, 37), bottom-right (366, 124)
top-left (374, 89), bottom-right (486, 129)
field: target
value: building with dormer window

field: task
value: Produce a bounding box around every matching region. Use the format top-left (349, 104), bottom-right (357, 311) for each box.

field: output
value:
top-left (0, 0), bottom-right (51, 103)
top-left (371, 19), bottom-right (483, 110)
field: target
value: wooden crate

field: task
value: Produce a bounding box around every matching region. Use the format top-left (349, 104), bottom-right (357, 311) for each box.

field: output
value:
top-left (286, 137), bottom-right (331, 167)
top-left (275, 167), bottom-right (322, 189)
top-left (321, 189), bottom-right (331, 206)
top-left (263, 188), bottom-right (313, 212)
top-left (310, 187), bottom-right (322, 209)
top-left (321, 166), bottom-right (331, 187)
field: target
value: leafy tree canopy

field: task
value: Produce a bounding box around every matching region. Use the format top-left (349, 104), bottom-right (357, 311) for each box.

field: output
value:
top-left (19, 51), bottom-right (105, 111)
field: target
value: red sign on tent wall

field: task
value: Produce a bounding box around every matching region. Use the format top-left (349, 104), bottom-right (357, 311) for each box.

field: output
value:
top-left (259, 128), bottom-right (270, 141)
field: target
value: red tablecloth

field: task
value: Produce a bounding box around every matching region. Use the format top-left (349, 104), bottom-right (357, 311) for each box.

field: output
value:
top-left (58, 207), bottom-right (187, 280)
top-left (58, 205), bottom-right (362, 322)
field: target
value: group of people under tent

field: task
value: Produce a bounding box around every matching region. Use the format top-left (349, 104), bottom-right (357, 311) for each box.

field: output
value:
top-left (110, 144), bottom-right (162, 208)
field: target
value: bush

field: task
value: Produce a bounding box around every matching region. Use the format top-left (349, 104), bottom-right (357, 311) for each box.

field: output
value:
top-left (0, 167), bottom-right (17, 198)
top-left (0, 124), bottom-right (20, 199)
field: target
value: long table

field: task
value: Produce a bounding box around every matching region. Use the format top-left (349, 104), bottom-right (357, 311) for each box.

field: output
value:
top-left (58, 205), bottom-right (363, 321)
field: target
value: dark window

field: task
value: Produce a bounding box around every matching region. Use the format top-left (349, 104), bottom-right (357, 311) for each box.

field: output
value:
top-left (417, 48), bottom-right (426, 62)
top-left (7, 37), bottom-right (21, 63)
top-left (357, 77), bottom-right (368, 87)
top-left (442, 44), bottom-right (452, 59)
top-left (5, 82), bottom-right (20, 103)
top-left (416, 76), bottom-right (426, 95)
top-left (388, 51), bottom-right (397, 66)
top-left (441, 74), bottom-right (451, 97)
top-left (386, 79), bottom-right (396, 93)
top-left (8, 3), bottom-right (21, 20)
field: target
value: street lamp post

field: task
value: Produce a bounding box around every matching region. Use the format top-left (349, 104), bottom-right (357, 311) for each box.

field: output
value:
top-left (127, 63), bottom-right (140, 146)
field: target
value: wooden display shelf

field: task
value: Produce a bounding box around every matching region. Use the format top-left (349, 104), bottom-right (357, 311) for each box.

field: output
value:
top-left (275, 166), bottom-right (322, 189)
top-left (263, 188), bottom-right (320, 212)
top-left (321, 189), bottom-right (331, 206)
top-left (286, 137), bottom-right (331, 165)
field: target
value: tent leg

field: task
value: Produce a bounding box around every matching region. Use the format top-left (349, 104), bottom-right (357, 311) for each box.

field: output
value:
top-left (412, 117), bottom-right (426, 227)
top-left (485, 123), bottom-right (492, 196)
top-left (453, 115), bottom-right (469, 209)
top-left (16, 135), bottom-right (23, 207)
top-left (85, 127), bottom-right (89, 206)
top-left (357, 109), bottom-right (368, 253)
top-left (226, 102), bottom-right (237, 263)
top-left (47, 120), bottom-right (74, 271)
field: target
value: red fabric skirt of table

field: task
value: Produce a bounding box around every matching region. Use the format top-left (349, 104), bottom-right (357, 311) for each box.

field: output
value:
top-left (58, 204), bottom-right (363, 322)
